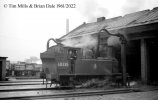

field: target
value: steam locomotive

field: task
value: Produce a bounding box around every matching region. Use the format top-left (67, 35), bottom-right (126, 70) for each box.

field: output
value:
top-left (40, 38), bottom-right (119, 86)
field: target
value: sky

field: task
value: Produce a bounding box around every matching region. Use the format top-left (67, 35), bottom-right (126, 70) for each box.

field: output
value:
top-left (0, 0), bottom-right (158, 63)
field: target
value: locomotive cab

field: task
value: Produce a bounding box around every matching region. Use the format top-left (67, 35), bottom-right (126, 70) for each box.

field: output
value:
top-left (40, 43), bottom-right (82, 86)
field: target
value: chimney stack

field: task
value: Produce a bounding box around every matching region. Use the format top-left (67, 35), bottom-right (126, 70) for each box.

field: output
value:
top-left (97, 17), bottom-right (105, 22)
top-left (66, 19), bottom-right (69, 34)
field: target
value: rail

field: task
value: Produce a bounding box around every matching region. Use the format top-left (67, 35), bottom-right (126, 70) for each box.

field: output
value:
top-left (0, 88), bottom-right (136, 100)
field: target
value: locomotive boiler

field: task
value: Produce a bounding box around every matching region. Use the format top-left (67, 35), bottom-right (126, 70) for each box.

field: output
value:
top-left (40, 38), bottom-right (119, 86)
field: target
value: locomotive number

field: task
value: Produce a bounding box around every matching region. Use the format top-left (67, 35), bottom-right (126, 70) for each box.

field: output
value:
top-left (58, 62), bottom-right (69, 67)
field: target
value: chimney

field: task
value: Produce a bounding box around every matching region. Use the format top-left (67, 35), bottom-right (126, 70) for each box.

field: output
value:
top-left (97, 17), bottom-right (105, 22)
top-left (66, 19), bottom-right (69, 34)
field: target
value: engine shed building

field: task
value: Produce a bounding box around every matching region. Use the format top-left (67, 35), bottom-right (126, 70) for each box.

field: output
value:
top-left (0, 57), bottom-right (7, 81)
top-left (60, 7), bottom-right (158, 84)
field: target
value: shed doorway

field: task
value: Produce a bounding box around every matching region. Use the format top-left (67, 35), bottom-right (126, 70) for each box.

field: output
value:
top-left (126, 40), bottom-right (141, 80)
top-left (147, 38), bottom-right (158, 85)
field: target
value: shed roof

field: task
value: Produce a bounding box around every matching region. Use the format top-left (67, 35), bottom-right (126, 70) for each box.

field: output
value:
top-left (0, 57), bottom-right (8, 60)
top-left (133, 7), bottom-right (158, 24)
top-left (60, 7), bottom-right (158, 40)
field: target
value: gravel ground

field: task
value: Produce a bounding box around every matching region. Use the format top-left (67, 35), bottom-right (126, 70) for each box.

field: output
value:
top-left (42, 90), bottom-right (158, 100)
top-left (1, 79), bottom-right (158, 100)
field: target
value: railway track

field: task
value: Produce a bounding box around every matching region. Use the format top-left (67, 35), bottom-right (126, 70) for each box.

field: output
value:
top-left (1, 79), bottom-right (158, 100)
top-left (0, 88), bottom-right (139, 100)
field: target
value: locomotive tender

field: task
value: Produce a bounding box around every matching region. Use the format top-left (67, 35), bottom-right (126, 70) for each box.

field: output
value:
top-left (40, 38), bottom-right (119, 86)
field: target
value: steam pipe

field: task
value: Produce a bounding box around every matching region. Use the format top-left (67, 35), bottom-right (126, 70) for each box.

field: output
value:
top-left (99, 27), bottom-right (127, 86)
top-left (47, 38), bottom-right (62, 50)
